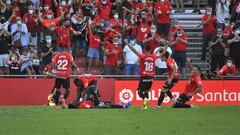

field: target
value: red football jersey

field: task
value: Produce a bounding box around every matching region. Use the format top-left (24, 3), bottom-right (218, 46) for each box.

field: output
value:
top-left (184, 75), bottom-right (202, 94)
top-left (166, 58), bottom-right (179, 79)
top-left (52, 52), bottom-right (74, 78)
top-left (137, 52), bottom-right (161, 77)
top-left (78, 74), bottom-right (97, 88)
top-left (219, 64), bottom-right (236, 75)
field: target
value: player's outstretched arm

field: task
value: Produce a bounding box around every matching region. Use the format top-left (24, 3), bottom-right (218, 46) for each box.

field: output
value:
top-left (71, 61), bottom-right (80, 71)
top-left (186, 58), bottom-right (193, 70)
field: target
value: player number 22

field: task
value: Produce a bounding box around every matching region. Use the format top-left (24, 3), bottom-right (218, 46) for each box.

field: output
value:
top-left (144, 62), bottom-right (153, 72)
top-left (57, 59), bottom-right (68, 70)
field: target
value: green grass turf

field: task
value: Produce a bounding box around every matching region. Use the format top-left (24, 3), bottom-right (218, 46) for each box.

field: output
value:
top-left (0, 106), bottom-right (239, 135)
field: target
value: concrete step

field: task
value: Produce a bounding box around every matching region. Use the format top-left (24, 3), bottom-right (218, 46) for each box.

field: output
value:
top-left (186, 47), bottom-right (202, 52)
top-left (188, 38), bottom-right (202, 42)
top-left (186, 52), bottom-right (202, 57)
top-left (171, 14), bottom-right (204, 20)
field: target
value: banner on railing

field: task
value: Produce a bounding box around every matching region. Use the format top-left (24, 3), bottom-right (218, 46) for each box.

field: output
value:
top-left (115, 80), bottom-right (240, 105)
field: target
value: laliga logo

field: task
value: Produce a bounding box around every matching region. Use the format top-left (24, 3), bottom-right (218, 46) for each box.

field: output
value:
top-left (119, 89), bottom-right (134, 103)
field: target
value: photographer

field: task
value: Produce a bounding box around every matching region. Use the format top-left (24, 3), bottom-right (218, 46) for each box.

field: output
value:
top-left (228, 28), bottom-right (240, 69)
top-left (209, 28), bottom-right (225, 73)
top-left (171, 26), bottom-right (188, 76)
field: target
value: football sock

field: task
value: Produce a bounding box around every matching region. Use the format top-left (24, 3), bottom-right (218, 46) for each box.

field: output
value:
top-left (64, 89), bottom-right (70, 99)
top-left (53, 91), bottom-right (61, 105)
top-left (144, 91), bottom-right (149, 99)
top-left (137, 89), bottom-right (145, 100)
top-left (157, 92), bottom-right (165, 106)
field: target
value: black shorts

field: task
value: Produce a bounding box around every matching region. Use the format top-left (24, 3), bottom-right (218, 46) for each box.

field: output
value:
top-left (54, 78), bottom-right (70, 89)
top-left (137, 77), bottom-right (153, 92)
top-left (176, 93), bottom-right (191, 104)
top-left (163, 78), bottom-right (179, 90)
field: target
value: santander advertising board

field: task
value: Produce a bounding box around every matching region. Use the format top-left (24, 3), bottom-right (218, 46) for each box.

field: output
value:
top-left (115, 80), bottom-right (240, 105)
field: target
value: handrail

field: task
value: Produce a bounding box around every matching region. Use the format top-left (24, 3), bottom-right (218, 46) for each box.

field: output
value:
top-left (0, 74), bottom-right (240, 79)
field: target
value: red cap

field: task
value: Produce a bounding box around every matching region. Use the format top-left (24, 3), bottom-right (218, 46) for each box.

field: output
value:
top-left (176, 26), bottom-right (184, 30)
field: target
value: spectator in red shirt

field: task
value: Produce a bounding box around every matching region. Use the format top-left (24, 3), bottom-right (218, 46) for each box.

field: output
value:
top-left (154, 0), bottom-right (172, 38)
top-left (98, 0), bottom-right (112, 28)
top-left (125, 14), bottom-right (138, 38)
top-left (87, 24), bottom-right (102, 72)
top-left (217, 58), bottom-right (236, 76)
top-left (40, 0), bottom-right (53, 10)
top-left (23, 5), bottom-right (38, 47)
top-left (171, 26), bottom-right (188, 76)
top-left (110, 12), bottom-right (123, 34)
top-left (201, 6), bottom-right (216, 61)
top-left (38, 8), bottom-right (64, 29)
top-left (53, 0), bottom-right (70, 17)
top-left (55, 19), bottom-right (81, 53)
top-left (136, 0), bottom-right (152, 14)
top-left (104, 36), bottom-right (123, 75)
top-left (110, 12), bottom-right (123, 44)
top-left (223, 18), bottom-right (233, 57)
top-left (143, 25), bottom-right (162, 53)
top-left (41, 3), bottom-right (51, 19)
top-left (136, 11), bottom-right (150, 46)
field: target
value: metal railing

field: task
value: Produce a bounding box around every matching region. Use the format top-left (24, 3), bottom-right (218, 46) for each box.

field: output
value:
top-left (0, 74), bottom-right (239, 80)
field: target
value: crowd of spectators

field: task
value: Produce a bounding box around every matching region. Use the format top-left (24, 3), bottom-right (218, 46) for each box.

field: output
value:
top-left (0, 0), bottom-right (239, 78)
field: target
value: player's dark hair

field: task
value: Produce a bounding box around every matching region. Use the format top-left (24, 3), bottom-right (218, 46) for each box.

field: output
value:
top-left (193, 64), bottom-right (201, 73)
top-left (163, 51), bottom-right (170, 59)
top-left (61, 46), bottom-right (68, 52)
top-left (145, 45), bottom-right (151, 52)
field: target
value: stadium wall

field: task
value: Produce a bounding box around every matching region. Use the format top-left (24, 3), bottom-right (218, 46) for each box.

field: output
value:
top-left (0, 78), bottom-right (115, 106)
top-left (115, 80), bottom-right (240, 105)
top-left (0, 79), bottom-right (239, 106)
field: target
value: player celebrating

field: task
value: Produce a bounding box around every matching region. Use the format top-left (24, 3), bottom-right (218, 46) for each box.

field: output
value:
top-left (156, 51), bottom-right (179, 108)
top-left (68, 74), bottom-right (131, 109)
top-left (124, 39), bottom-right (168, 110)
top-left (72, 74), bottom-right (100, 107)
top-left (46, 46), bottom-right (79, 108)
top-left (173, 58), bottom-right (202, 108)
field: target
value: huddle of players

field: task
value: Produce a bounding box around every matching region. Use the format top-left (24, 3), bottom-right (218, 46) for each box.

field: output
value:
top-left (46, 46), bottom-right (130, 109)
top-left (124, 39), bottom-right (203, 110)
top-left (46, 40), bottom-right (203, 109)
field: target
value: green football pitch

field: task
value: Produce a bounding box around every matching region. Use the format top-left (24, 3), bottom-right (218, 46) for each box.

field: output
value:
top-left (0, 106), bottom-right (239, 135)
